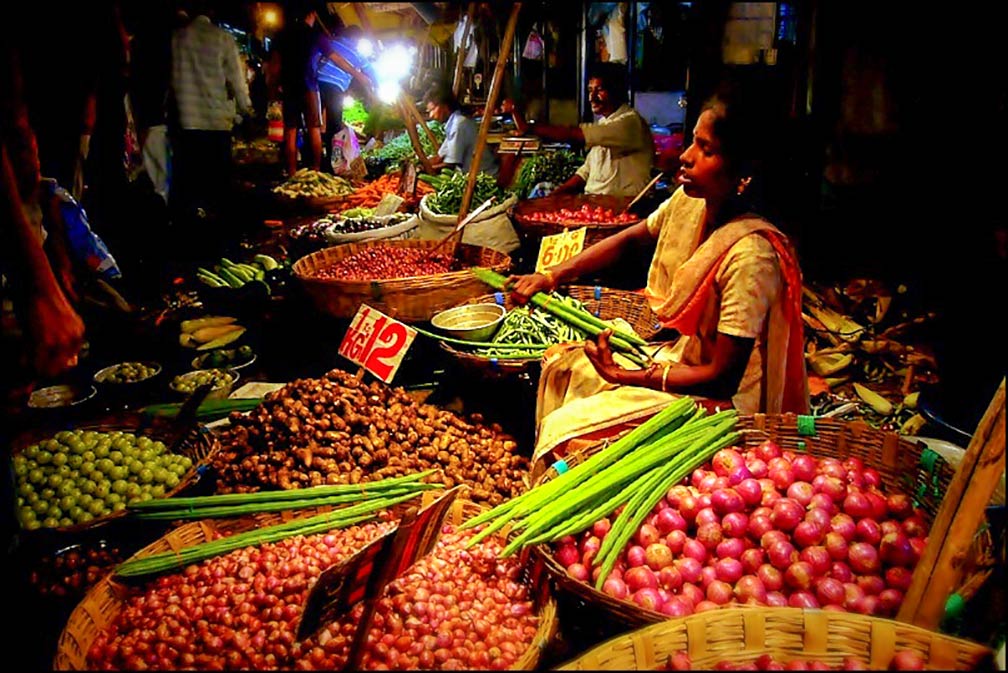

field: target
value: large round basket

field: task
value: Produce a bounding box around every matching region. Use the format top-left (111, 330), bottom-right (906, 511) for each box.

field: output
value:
top-left (511, 193), bottom-right (643, 247)
top-left (556, 606), bottom-right (994, 670)
top-left (55, 495), bottom-right (558, 671)
top-left (439, 285), bottom-right (663, 378)
top-left (292, 239), bottom-right (512, 322)
top-left (533, 413), bottom-right (996, 638)
top-left (8, 416), bottom-right (218, 536)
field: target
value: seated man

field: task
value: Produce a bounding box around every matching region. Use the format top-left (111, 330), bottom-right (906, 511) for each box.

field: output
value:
top-left (423, 82), bottom-right (498, 177)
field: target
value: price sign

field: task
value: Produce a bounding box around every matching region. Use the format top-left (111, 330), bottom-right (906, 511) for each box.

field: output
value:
top-left (337, 305), bottom-right (417, 383)
top-left (535, 227), bottom-right (587, 273)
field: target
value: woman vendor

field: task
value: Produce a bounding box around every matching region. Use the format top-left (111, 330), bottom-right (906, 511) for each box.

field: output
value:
top-left (508, 84), bottom-right (809, 463)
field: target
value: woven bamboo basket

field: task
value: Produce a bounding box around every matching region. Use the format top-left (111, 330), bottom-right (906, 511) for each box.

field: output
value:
top-left (292, 239), bottom-right (512, 322)
top-left (511, 193), bottom-right (642, 247)
top-left (439, 285), bottom-right (663, 377)
top-left (556, 606), bottom-right (995, 670)
top-left (9, 417), bottom-right (218, 536)
top-left (532, 412), bottom-right (996, 634)
top-left (55, 495), bottom-right (558, 671)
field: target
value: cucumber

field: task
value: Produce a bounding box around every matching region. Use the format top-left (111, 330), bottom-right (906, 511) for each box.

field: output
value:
top-left (217, 267), bottom-right (246, 289)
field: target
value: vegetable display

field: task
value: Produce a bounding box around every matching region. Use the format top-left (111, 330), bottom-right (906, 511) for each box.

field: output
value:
top-left (310, 245), bottom-right (453, 281)
top-left (423, 170), bottom-right (509, 216)
top-left (95, 362), bottom-right (159, 384)
top-left (273, 169), bottom-right (355, 199)
top-left (196, 255), bottom-right (279, 295)
top-left (524, 203), bottom-right (638, 225)
top-left (325, 212), bottom-right (412, 235)
top-left (362, 120), bottom-right (446, 164)
top-left (335, 172), bottom-right (433, 211)
top-left (13, 430), bottom-right (194, 530)
top-left (212, 369), bottom-right (528, 505)
top-left (85, 520), bottom-right (540, 670)
top-left (170, 369), bottom-right (235, 395)
top-left (549, 437), bottom-right (931, 618)
top-left (512, 149), bottom-right (584, 199)
top-left (29, 542), bottom-right (125, 599)
top-left (178, 315), bottom-right (246, 351)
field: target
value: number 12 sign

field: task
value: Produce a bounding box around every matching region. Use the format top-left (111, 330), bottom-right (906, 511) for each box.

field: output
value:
top-left (338, 305), bottom-right (417, 383)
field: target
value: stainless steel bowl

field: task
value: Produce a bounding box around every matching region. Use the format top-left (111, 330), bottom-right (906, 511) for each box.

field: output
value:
top-left (27, 384), bottom-right (98, 409)
top-left (93, 361), bottom-right (162, 386)
top-left (430, 303), bottom-right (506, 342)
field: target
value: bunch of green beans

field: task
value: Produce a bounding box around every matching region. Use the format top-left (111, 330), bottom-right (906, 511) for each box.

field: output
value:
top-left (459, 400), bottom-right (740, 566)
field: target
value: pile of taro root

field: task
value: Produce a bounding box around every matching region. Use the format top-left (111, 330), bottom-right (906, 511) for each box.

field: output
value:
top-left (213, 370), bottom-right (528, 505)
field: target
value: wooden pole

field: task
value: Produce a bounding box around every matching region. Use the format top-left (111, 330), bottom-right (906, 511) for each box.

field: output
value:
top-left (402, 94), bottom-right (440, 149)
top-left (453, 3), bottom-right (477, 98)
top-left (896, 378), bottom-right (1006, 629)
top-left (397, 99), bottom-right (434, 174)
top-left (457, 2), bottom-right (522, 221)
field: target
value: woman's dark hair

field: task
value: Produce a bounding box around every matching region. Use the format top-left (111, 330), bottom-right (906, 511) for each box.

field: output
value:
top-left (588, 63), bottom-right (628, 106)
top-left (700, 79), bottom-right (773, 179)
top-left (423, 82), bottom-right (461, 112)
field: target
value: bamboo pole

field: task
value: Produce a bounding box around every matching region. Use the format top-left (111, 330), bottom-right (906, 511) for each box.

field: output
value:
top-left (896, 378), bottom-right (1006, 629)
top-left (396, 99), bottom-right (434, 174)
top-left (402, 93), bottom-right (440, 149)
top-left (457, 2), bottom-right (522, 221)
top-left (452, 3), bottom-right (477, 98)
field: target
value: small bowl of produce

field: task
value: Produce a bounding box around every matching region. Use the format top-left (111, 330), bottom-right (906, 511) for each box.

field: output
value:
top-left (27, 384), bottom-right (97, 410)
top-left (431, 303), bottom-right (506, 342)
top-left (169, 368), bottom-right (239, 400)
top-left (93, 361), bottom-right (162, 386)
top-left (192, 345), bottom-right (256, 371)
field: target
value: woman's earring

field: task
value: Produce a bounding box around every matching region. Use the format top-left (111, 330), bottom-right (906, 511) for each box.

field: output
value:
top-left (737, 176), bottom-right (752, 195)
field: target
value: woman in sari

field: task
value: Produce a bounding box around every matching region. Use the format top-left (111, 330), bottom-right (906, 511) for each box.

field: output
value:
top-left (508, 85), bottom-right (809, 464)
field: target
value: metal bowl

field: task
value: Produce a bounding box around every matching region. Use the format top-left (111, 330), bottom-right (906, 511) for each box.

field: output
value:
top-left (191, 349), bottom-right (256, 371)
top-left (430, 303), bottom-right (506, 342)
top-left (27, 384), bottom-right (98, 410)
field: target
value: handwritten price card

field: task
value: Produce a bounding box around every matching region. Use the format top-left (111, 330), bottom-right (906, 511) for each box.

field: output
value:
top-left (535, 227), bottom-right (586, 273)
top-left (338, 305), bottom-right (417, 383)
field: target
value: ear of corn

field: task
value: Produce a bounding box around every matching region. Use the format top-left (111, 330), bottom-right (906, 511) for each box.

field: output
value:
top-left (181, 316), bottom-right (236, 333)
top-left (197, 327), bottom-right (247, 351)
top-left (903, 391), bottom-right (919, 409)
top-left (192, 324), bottom-right (244, 343)
top-left (854, 382), bottom-right (893, 415)
top-left (900, 413), bottom-right (926, 435)
top-left (808, 352), bottom-right (854, 377)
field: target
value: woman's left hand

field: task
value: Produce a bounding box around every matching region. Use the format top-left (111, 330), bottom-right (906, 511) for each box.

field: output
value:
top-left (584, 329), bottom-right (624, 384)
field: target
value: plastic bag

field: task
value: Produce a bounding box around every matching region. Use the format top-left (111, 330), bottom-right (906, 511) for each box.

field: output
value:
top-left (44, 180), bottom-right (121, 280)
top-left (522, 29), bottom-right (544, 60)
top-left (604, 4), bottom-right (628, 64)
top-left (330, 126), bottom-right (364, 178)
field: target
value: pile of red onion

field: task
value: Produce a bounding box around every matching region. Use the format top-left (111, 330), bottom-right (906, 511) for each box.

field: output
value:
top-left (553, 441), bottom-right (929, 618)
top-left (86, 522), bottom-right (539, 670)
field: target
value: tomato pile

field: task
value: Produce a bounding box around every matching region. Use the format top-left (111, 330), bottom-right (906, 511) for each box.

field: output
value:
top-left (86, 522), bottom-right (539, 670)
top-left (552, 440), bottom-right (929, 618)
top-left (526, 204), bottom-right (638, 225)
top-left (662, 649), bottom-right (927, 670)
top-left (312, 246), bottom-right (453, 281)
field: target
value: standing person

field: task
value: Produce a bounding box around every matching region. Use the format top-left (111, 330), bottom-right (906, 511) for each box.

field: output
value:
top-left (312, 21), bottom-right (377, 172)
top-left (507, 82), bottom-right (809, 462)
top-left (508, 64), bottom-right (653, 197)
top-left (170, 0), bottom-right (252, 221)
top-left (423, 82), bottom-right (498, 177)
top-left (271, 4), bottom-right (324, 175)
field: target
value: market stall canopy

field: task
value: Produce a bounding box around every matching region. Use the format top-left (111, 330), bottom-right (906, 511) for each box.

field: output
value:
top-left (327, 2), bottom-right (457, 45)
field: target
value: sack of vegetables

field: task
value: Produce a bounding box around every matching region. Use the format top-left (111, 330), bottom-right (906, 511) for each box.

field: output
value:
top-left (417, 170), bottom-right (519, 254)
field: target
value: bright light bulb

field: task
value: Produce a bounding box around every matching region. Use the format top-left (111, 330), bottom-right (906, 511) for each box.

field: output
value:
top-left (356, 38), bottom-right (374, 58)
top-left (263, 9), bottom-right (277, 26)
top-left (374, 43), bottom-right (413, 83)
top-left (342, 95), bottom-right (356, 109)
top-left (377, 81), bottom-right (401, 105)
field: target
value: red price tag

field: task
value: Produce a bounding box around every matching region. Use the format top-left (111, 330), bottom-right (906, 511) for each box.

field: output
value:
top-left (536, 227), bottom-right (587, 273)
top-left (338, 305), bottom-right (417, 383)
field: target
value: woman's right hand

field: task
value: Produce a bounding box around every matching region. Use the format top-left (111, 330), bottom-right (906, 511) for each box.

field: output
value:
top-left (507, 272), bottom-right (555, 305)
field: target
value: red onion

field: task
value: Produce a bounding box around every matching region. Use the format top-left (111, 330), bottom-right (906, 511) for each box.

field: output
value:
top-left (901, 516), bottom-right (927, 538)
top-left (819, 458), bottom-right (845, 479)
top-left (843, 457), bottom-right (865, 473)
top-left (880, 520), bottom-right (902, 537)
top-left (680, 582), bottom-right (704, 607)
top-left (761, 530), bottom-right (790, 550)
top-left (699, 565), bottom-right (718, 589)
top-left (706, 580), bottom-right (734, 605)
top-left (665, 530), bottom-right (687, 554)
top-left (678, 495), bottom-right (701, 524)
top-left (791, 455), bottom-right (817, 482)
top-left (908, 537), bottom-right (927, 563)
top-left (787, 590), bottom-right (820, 609)
top-left (658, 565), bottom-right (683, 591)
top-left (878, 588), bottom-right (904, 615)
top-left (757, 564), bottom-right (784, 592)
top-left (631, 587), bottom-right (662, 611)
top-left (784, 561), bottom-right (815, 590)
top-left (830, 513), bottom-right (857, 541)
top-left (591, 518), bottom-right (612, 539)
top-left (787, 482), bottom-right (815, 507)
top-left (890, 650), bottom-right (926, 670)
top-left (847, 542), bottom-right (881, 574)
top-left (698, 473), bottom-right (719, 493)
top-left (555, 544), bottom-right (579, 568)
top-left (635, 523), bottom-right (661, 548)
top-left (645, 543), bottom-right (674, 571)
top-left (696, 507), bottom-right (720, 528)
top-left (734, 574), bottom-right (768, 604)
top-left (865, 490), bottom-right (889, 521)
top-left (792, 520), bottom-right (825, 548)
top-left (829, 562), bottom-right (854, 584)
top-left (682, 538), bottom-right (708, 564)
top-left (716, 537), bottom-right (746, 561)
top-left (856, 574), bottom-right (885, 596)
top-left (842, 491), bottom-right (873, 519)
top-left (765, 591), bottom-right (788, 607)
top-left (740, 548), bottom-right (765, 574)
top-left (769, 466), bottom-right (796, 491)
top-left (691, 469), bottom-right (709, 489)
top-left (748, 514), bottom-right (774, 540)
top-left (721, 512), bottom-right (750, 538)
top-left (665, 485), bottom-right (692, 508)
top-left (855, 518), bottom-right (882, 546)
top-left (824, 532), bottom-right (850, 562)
top-left (815, 577), bottom-right (845, 607)
top-left (755, 440), bottom-right (782, 462)
top-left (661, 597), bottom-right (693, 617)
top-left (747, 459), bottom-right (769, 479)
top-left (767, 540), bottom-right (798, 570)
top-left (694, 600), bottom-right (721, 613)
top-left (655, 508), bottom-right (687, 534)
top-left (807, 494), bottom-right (837, 515)
top-left (735, 478), bottom-right (763, 506)
top-left (771, 499), bottom-right (804, 532)
top-left (566, 563), bottom-right (590, 581)
top-left (626, 544), bottom-right (647, 568)
top-left (799, 546), bottom-right (831, 576)
top-left (711, 488), bottom-right (746, 515)
top-left (862, 468), bottom-right (882, 488)
top-left (602, 577), bottom-right (629, 599)
top-left (885, 566), bottom-right (913, 592)
top-left (676, 558), bottom-right (703, 584)
top-left (712, 448), bottom-right (747, 479)
top-left (841, 656), bottom-right (869, 670)
top-left (696, 523), bottom-right (724, 551)
top-left (886, 493), bottom-right (914, 520)
top-left (727, 464), bottom-right (753, 486)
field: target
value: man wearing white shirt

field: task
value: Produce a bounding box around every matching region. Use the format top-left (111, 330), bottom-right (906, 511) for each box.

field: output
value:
top-left (511, 66), bottom-right (653, 197)
top-left (169, 2), bottom-right (252, 220)
top-left (423, 83), bottom-right (498, 177)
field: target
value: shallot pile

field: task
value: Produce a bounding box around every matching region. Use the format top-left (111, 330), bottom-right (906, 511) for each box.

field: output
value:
top-left (86, 523), bottom-right (540, 670)
top-left (553, 440), bottom-right (929, 617)
top-left (311, 246), bottom-right (452, 281)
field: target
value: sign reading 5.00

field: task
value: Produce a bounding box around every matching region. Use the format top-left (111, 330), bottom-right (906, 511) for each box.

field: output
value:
top-left (536, 227), bottom-right (587, 274)
top-left (338, 305), bottom-right (417, 383)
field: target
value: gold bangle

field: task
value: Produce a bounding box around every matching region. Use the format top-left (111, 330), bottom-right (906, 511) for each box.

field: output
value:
top-left (661, 363), bottom-right (673, 393)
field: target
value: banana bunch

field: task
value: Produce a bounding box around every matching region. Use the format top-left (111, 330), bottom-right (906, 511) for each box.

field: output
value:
top-left (197, 255), bottom-right (279, 294)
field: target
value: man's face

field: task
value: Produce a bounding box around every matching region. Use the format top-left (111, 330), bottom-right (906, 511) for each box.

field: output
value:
top-left (588, 77), bottom-right (615, 116)
top-left (426, 101), bottom-right (450, 123)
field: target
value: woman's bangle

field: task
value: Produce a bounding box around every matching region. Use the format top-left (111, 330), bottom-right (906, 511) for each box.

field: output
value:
top-left (661, 363), bottom-right (673, 393)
